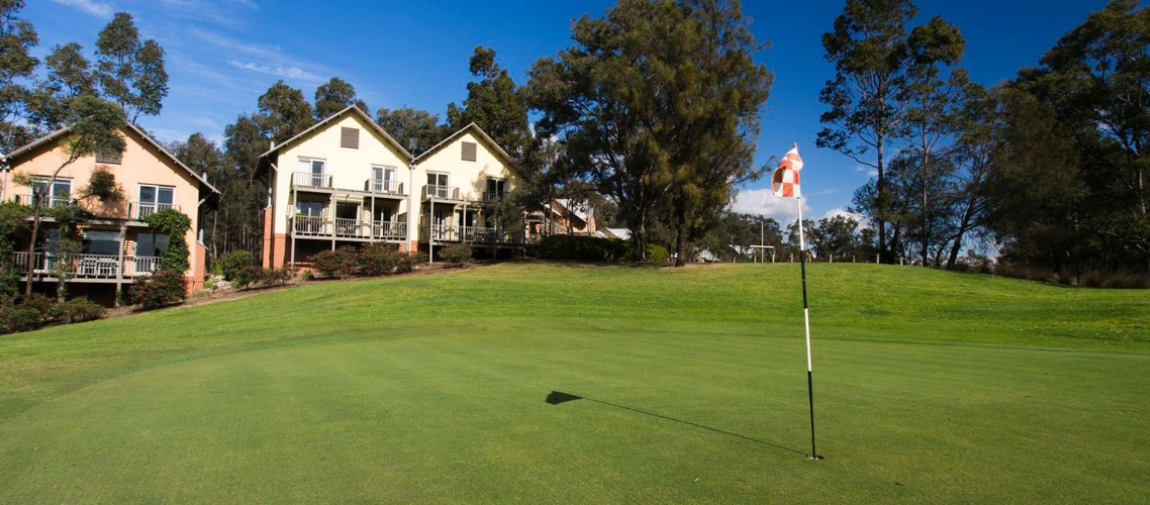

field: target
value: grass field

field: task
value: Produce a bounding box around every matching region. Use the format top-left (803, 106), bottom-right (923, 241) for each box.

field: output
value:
top-left (0, 262), bottom-right (1147, 504)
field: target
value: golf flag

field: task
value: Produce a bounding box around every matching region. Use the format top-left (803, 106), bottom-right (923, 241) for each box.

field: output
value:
top-left (771, 144), bottom-right (803, 198)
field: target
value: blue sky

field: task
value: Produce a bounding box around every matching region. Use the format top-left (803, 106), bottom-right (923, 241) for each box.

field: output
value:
top-left (29, 0), bottom-right (1120, 223)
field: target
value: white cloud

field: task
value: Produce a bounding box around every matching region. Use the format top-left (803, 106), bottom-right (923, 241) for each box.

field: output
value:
top-left (49, 0), bottom-right (113, 18)
top-left (730, 188), bottom-right (811, 225)
top-left (229, 61), bottom-right (322, 82)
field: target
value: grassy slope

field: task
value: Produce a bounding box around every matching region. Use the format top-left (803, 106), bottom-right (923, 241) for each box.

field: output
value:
top-left (0, 263), bottom-right (1147, 504)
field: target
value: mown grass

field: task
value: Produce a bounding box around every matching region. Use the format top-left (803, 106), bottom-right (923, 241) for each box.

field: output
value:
top-left (0, 262), bottom-right (1147, 504)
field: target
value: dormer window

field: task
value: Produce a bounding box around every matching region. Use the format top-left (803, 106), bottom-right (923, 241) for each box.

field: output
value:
top-left (341, 127), bottom-right (359, 149)
top-left (461, 141), bottom-right (477, 162)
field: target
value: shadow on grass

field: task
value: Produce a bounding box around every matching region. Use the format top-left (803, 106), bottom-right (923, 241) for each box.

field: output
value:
top-left (546, 391), bottom-right (806, 457)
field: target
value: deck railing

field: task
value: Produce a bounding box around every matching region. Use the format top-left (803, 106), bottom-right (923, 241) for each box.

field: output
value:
top-left (425, 225), bottom-right (525, 245)
top-left (423, 185), bottom-right (459, 200)
top-left (368, 179), bottom-right (404, 194)
top-left (14, 194), bottom-right (71, 208)
top-left (292, 171), bottom-right (332, 189)
top-left (292, 215), bottom-right (406, 241)
top-left (12, 252), bottom-right (162, 279)
top-left (292, 215), bottom-right (327, 235)
top-left (135, 202), bottom-right (180, 219)
top-left (372, 221), bottom-right (406, 240)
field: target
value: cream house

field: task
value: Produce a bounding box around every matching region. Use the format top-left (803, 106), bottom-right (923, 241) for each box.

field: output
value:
top-left (0, 122), bottom-right (220, 302)
top-left (259, 107), bottom-right (525, 267)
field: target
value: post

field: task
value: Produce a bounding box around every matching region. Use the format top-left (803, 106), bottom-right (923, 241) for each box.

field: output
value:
top-left (114, 223), bottom-right (126, 306)
top-left (428, 199), bottom-right (435, 264)
top-left (797, 196), bottom-right (821, 460)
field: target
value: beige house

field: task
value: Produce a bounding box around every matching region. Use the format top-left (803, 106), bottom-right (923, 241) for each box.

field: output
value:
top-left (258, 106), bottom-right (524, 267)
top-left (1, 122), bottom-right (220, 301)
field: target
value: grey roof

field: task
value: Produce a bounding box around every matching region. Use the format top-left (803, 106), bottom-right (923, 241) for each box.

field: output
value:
top-left (2, 122), bottom-right (220, 195)
top-left (259, 105), bottom-right (412, 163)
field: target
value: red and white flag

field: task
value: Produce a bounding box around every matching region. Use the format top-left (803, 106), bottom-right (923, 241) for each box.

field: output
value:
top-left (771, 144), bottom-right (803, 198)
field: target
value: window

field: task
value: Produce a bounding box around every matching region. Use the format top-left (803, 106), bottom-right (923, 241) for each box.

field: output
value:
top-left (341, 127), bottom-right (359, 149)
top-left (138, 185), bottom-right (175, 218)
top-left (95, 149), bottom-right (122, 165)
top-left (427, 172), bottom-right (449, 198)
top-left (297, 158), bottom-right (326, 187)
top-left (461, 141), bottom-right (477, 162)
top-left (486, 178), bottom-right (507, 200)
top-left (83, 230), bottom-right (122, 256)
top-left (30, 177), bottom-right (72, 207)
top-left (136, 233), bottom-right (168, 257)
top-left (372, 166), bottom-right (397, 192)
top-left (296, 201), bottom-right (325, 216)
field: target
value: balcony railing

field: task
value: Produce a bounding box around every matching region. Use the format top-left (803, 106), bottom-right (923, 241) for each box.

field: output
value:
top-left (425, 225), bottom-right (525, 245)
top-left (293, 171), bottom-right (332, 189)
top-left (291, 215), bottom-right (407, 241)
top-left (14, 194), bottom-right (71, 209)
top-left (12, 252), bottom-right (162, 279)
top-left (367, 179), bottom-right (404, 195)
top-left (423, 185), bottom-right (459, 200)
top-left (483, 191), bottom-right (509, 202)
top-left (135, 202), bottom-right (180, 219)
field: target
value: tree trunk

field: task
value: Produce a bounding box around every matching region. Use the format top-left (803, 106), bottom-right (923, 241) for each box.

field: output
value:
top-left (876, 140), bottom-right (887, 263)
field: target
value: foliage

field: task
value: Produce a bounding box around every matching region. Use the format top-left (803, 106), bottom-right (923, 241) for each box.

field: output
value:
top-left (528, 0), bottom-right (771, 263)
top-left (49, 297), bottom-right (105, 324)
top-left (439, 243), bottom-right (473, 266)
top-left (27, 41), bottom-right (97, 130)
top-left (538, 235), bottom-right (632, 262)
top-left (231, 265), bottom-right (263, 289)
top-left (233, 265), bottom-right (293, 289)
top-left (356, 243), bottom-right (404, 276)
top-left (258, 80), bottom-right (315, 144)
top-left (447, 46), bottom-right (531, 160)
top-left (314, 77), bottom-right (367, 120)
top-left (0, 0), bottom-right (39, 151)
top-left (142, 209), bottom-right (191, 273)
top-left (94, 12), bottom-right (167, 123)
top-left (374, 107), bottom-right (447, 154)
top-left (644, 243), bottom-right (669, 263)
top-left (0, 201), bottom-right (31, 302)
top-left (396, 251), bottom-right (426, 274)
top-left (311, 247), bottom-right (359, 279)
top-left (214, 249), bottom-right (254, 281)
top-left (133, 268), bottom-right (187, 309)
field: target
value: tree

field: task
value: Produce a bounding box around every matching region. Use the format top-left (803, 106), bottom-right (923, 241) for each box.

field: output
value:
top-left (448, 46), bottom-right (531, 160)
top-left (94, 12), bottom-right (168, 123)
top-left (258, 80), bottom-right (315, 144)
top-left (0, 0), bottom-right (39, 151)
top-left (819, 0), bottom-right (918, 263)
top-left (171, 133), bottom-right (228, 261)
top-left (904, 15), bottom-right (966, 266)
top-left (528, 0), bottom-right (771, 263)
top-left (314, 77), bottom-right (367, 120)
top-left (375, 107), bottom-right (447, 155)
top-left (942, 82), bottom-right (996, 269)
top-left (221, 114), bottom-right (270, 258)
top-left (15, 96), bottom-right (125, 296)
top-left (28, 42), bottom-right (98, 131)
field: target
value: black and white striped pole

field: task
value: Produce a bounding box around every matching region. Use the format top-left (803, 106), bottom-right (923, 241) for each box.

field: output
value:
top-left (796, 196), bottom-right (822, 460)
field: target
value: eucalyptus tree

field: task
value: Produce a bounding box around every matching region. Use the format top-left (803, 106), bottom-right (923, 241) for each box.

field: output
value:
top-left (95, 12), bottom-right (167, 123)
top-left (314, 77), bottom-right (367, 121)
top-left (0, 0), bottom-right (39, 151)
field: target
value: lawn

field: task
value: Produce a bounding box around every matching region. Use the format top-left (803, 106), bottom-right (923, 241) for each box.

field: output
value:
top-left (0, 262), bottom-right (1147, 504)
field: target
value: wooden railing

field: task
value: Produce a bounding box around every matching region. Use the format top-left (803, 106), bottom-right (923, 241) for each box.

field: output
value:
top-left (12, 252), bottom-right (162, 279)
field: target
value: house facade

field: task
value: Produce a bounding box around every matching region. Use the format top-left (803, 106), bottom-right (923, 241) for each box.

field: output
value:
top-left (259, 106), bottom-right (524, 268)
top-left (0, 123), bottom-right (219, 301)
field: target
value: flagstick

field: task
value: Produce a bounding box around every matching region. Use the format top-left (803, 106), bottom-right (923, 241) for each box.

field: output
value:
top-left (797, 196), bottom-right (822, 460)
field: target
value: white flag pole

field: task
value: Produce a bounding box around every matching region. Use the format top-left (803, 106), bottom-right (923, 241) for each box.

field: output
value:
top-left (797, 195), bottom-right (821, 460)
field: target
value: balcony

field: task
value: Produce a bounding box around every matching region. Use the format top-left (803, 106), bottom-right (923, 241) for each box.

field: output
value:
top-left (12, 252), bottom-right (162, 280)
top-left (425, 225), bottom-right (525, 245)
top-left (423, 185), bottom-right (460, 200)
top-left (134, 202), bottom-right (181, 219)
top-left (14, 194), bottom-right (71, 209)
top-left (483, 191), bottom-right (509, 202)
top-left (293, 171), bottom-right (333, 189)
top-left (291, 215), bottom-right (407, 241)
top-left (366, 179), bottom-right (405, 195)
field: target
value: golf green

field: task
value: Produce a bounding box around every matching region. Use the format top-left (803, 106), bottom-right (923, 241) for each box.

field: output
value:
top-left (0, 263), bottom-right (1147, 503)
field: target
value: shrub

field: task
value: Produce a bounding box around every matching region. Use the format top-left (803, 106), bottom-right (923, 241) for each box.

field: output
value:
top-left (261, 267), bottom-right (294, 287)
top-left (50, 298), bottom-right (106, 324)
top-left (232, 265), bottom-right (265, 289)
top-left (396, 251), bottom-right (427, 274)
top-left (440, 243), bottom-right (473, 266)
top-left (300, 269), bottom-right (313, 281)
top-left (215, 250), bottom-right (254, 281)
top-left (134, 269), bottom-right (188, 309)
top-left (538, 235), bottom-right (632, 262)
top-left (645, 244), bottom-right (669, 263)
top-left (312, 247), bottom-right (358, 278)
top-left (357, 243), bottom-right (401, 277)
top-left (0, 294), bottom-right (54, 334)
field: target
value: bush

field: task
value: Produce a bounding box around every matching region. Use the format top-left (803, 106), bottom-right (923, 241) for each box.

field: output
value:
top-left (357, 243), bottom-right (401, 277)
top-left (312, 247), bottom-right (358, 278)
top-left (0, 294), bottom-right (54, 334)
top-left (396, 251), bottom-right (427, 274)
top-left (134, 269), bottom-right (188, 309)
top-left (645, 243), bottom-right (669, 263)
top-left (538, 235), bottom-right (632, 262)
top-left (215, 250), bottom-right (254, 281)
top-left (232, 265), bottom-right (265, 289)
top-left (50, 298), bottom-right (106, 324)
top-left (439, 243), bottom-right (473, 266)
top-left (261, 267), bottom-right (294, 287)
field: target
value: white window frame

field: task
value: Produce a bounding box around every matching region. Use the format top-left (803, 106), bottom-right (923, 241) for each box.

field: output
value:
top-left (30, 176), bottom-right (72, 207)
top-left (372, 165), bottom-right (398, 193)
top-left (138, 184), bottom-right (176, 218)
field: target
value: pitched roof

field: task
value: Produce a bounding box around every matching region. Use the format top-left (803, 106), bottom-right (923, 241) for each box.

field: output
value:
top-left (414, 122), bottom-right (521, 177)
top-left (2, 122), bottom-right (220, 195)
top-left (259, 105), bottom-right (412, 162)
